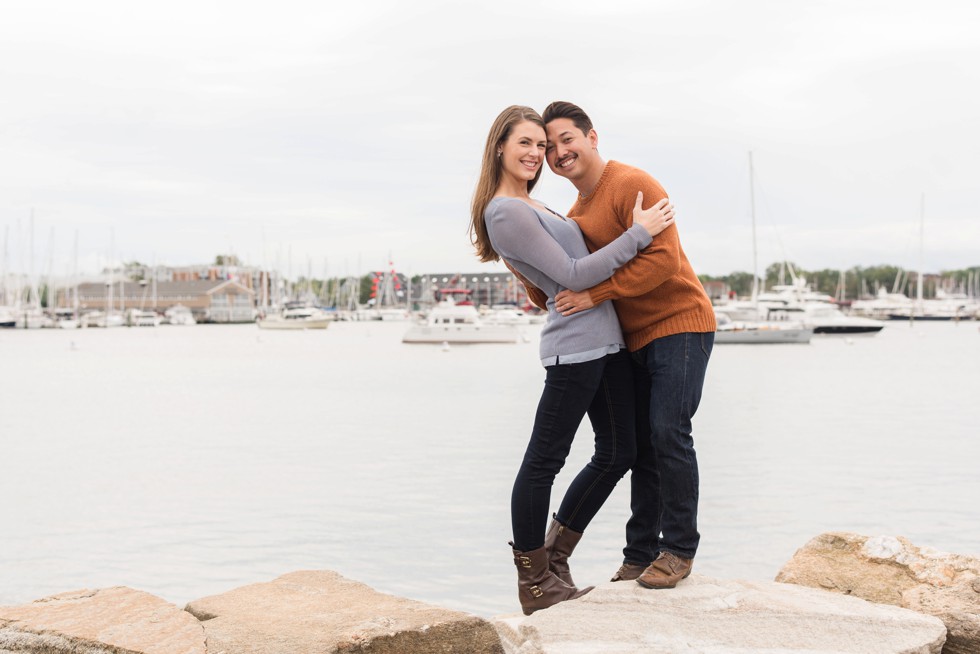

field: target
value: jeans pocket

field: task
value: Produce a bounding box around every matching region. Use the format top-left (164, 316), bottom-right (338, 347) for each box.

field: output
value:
top-left (699, 332), bottom-right (714, 358)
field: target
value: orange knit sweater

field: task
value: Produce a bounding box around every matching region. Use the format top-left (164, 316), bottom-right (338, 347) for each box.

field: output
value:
top-left (568, 161), bottom-right (716, 351)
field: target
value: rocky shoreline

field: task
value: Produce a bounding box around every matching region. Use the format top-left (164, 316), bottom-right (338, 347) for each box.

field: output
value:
top-left (1, 532), bottom-right (976, 653)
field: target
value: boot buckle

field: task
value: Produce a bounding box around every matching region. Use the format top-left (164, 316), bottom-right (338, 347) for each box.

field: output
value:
top-left (529, 585), bottom-right (543, 598)
top-left (518, 556), bottom-right (531, 568)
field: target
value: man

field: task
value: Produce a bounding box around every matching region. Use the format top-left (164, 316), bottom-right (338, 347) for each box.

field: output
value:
top-left (543, 101), bottom-right (715, 589)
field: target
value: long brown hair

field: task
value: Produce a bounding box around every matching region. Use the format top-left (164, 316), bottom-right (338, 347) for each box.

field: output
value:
top-left (469, 106), bottom-right (546, 263)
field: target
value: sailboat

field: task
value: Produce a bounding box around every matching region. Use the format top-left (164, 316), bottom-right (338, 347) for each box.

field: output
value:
top-left (713, 153), bottom-right (813, 344)
top-left (884, 195), bottom-right (974, 321)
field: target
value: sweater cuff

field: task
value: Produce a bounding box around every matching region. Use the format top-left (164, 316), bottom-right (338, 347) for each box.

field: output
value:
top-left (589, 281), bottom-right (616, 305)
top-left (628, 223), bottom-right (653, 249)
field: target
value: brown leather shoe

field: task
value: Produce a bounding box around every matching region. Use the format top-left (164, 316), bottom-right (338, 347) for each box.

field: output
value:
top-left (636, 552), bottom-right (693, 589)
top-left (610, 562), bottom-right (647, 582)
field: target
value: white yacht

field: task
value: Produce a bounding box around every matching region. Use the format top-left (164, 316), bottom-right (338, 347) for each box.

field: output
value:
top-left (14, 309), bottom-right (54, 329)
top-left (733, 278), bottom-right (886, 335)
top-left (767, 303), bottom-right (885, 335)
top-left (0, 306), bottom-right (16, 328)
top-left (479, 304), bottom-right (532, 326)
top-left (403, 297), bottom-right (524, 344)
top-left (164, 305), bottom-right (197, 325)
top-left (127, 309), bottom-right (162, 327)
top-left (53, 308), bottom-right (79, 329)
top-left (714, 312), bottom-right (813, 344)
top-left (257, 306), bottom-right (331, 330)
top-left (79, 311), bottom-right (125, 328)
top-left (850, 288), bottom-right (914, 320)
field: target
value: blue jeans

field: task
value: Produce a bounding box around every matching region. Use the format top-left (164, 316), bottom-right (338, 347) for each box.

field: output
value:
top-left (623, 331), bottom-right (713, 563)
top-left (511, 349), bottom-right (636, 551)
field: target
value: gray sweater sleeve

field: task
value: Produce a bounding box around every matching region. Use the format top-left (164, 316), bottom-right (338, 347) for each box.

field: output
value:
top-left (486, 199), bottom-right (652, 292)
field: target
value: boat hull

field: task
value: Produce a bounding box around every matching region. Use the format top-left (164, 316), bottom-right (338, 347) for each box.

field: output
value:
top-left (402, 325), bottom-right (522, 344)
top-left (257, 318), bottom-right (330, 330)
top-left (715, 327), bottom-right (813, 344)
top-left (813, 325), bottom-right (884, 334)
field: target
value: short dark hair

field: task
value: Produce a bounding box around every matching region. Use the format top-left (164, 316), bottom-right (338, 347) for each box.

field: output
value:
top-left (543, 101), bottom-right (593, 136)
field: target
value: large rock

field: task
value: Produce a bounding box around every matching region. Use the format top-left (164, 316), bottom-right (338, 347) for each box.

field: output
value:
top-left (776, 532), bottom-right (980, 654)
top-left (0, 586), bottom-right (205, 654)
top-left (184, 570), bottom-right (503, 653)
top-left (492, 574), bottom-right (946, 653)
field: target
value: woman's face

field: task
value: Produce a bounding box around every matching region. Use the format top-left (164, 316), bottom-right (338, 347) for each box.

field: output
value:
top-left (499, 121), bottom-right (546, 185)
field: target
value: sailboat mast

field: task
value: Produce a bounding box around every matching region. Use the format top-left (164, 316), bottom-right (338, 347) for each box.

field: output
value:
top-left (72, 230), bottom-right (79, 312)
top-left (749, 152), bottom-right (759, 306)
top-left (916, 193), bottom-right (924, 307)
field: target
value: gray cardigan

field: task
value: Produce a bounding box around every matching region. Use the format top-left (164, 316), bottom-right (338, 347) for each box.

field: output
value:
top-left (484, 196), bottom-right (651, 366)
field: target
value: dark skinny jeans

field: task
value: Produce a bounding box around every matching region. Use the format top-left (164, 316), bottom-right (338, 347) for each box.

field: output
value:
top-left (511, 349), bottom-right (636, 551)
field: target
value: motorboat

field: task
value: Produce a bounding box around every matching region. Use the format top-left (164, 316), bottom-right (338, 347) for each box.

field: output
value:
top-left (14, 309), bottom-right (54, 329)
top-left (0, 306), bottom-right (16, 328)
top-left (850, 288), bottom-right (914, 320)
top-left (721, 277), bottom-right (885, 336)
top-left (403, 297), bottom-right (524, 344)
top-left (53, 308), bottom-right (80, 329)
top-left (767, 304), bottom-right (885, 335)
top-left (714, 312), bottom-right (813, 344)
top-left (479, 304), bottom-right (532, 326)
top-left (257, 306), bottom-right (331, 330)
top-left (127, 309), bottom-right (162, 327)
top-left (164, 305), bottom-right (197, 325)
top-left (79, 311), bottom-right (125, 328)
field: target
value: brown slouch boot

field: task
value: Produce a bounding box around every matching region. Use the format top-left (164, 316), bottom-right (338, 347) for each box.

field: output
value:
top-left (511, 543), bottom-right (590, 616)
top-left (544, 516), bottom-right (590, 590)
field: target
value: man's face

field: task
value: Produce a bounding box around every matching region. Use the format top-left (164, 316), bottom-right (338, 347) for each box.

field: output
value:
top-left (545, 118), bottom-right (599, 182)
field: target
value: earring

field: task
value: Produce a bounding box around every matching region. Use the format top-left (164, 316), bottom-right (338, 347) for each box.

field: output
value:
top-left (497, 150), bottom-right (502, 158)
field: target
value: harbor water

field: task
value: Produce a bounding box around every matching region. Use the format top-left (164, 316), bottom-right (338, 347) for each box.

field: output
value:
top-left (1, 320), bottom-right (978, 616)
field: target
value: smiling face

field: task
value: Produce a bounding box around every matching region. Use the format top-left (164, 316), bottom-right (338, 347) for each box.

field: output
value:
top-left (499, 120), bottom-right (547, 188)
top-left (545, 117), bottom-right (601, 185)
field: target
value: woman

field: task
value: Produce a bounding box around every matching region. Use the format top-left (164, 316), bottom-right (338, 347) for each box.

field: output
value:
top-left (469, 106), bottom-right (675, 615)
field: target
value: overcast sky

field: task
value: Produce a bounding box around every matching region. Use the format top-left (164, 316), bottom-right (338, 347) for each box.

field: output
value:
top-left (2, 0), bottom-right (978, 281)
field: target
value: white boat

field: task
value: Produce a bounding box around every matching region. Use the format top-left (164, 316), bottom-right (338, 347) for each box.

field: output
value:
top-left (0, 306), bottom-right (16, 328)
top-left (480, 304), bottom-right (532, 326)
top-left (850, 287), bottom-right (914, 319)
top-left (14, 308), bottom-right (54, 329)
top-left (721, 278), bottom-right (886, 336)
top-left (714, 312), bottom-right (813, 344)
top-left (79, 311), bottom-right (125, 328)
top-left (164, 305), bottom-right (197, 325)
top-left (53, 308), bottom-right (79, 329)
top-left (767, 302), bottom-right (885, 335)
top-left (127, 309), bottom-right (162, 327)
top-left (257, 306), bottom-right (331, 330)
top-left (886, 291), bottom-right (978, 321)
top-left (403, 297), bottom-right (524, 344)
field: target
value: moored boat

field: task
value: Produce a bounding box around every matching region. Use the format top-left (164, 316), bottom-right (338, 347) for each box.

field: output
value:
top-left (257, 306), bottom-right (331, 330)
top-left (714, 312), bottom-right (813, 344)
top-left (403, 297), bottom-right (524, 344)
top-left (164, 305), bottom-right (197, 325)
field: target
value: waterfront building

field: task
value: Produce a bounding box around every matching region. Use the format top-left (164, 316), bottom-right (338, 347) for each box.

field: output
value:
top-left (70, 280), bottom-right (256, 323)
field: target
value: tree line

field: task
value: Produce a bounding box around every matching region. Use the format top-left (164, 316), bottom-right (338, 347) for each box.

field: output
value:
top-left (699, 263), bottom-right (980, 300)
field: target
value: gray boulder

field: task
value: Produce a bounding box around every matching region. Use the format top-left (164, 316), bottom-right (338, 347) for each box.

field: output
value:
top-left (0, 586), bottom-right (205, 654)
top-left (184, 569), bottom-right (503, 653)
top-left (777, 531), bottom-right (980, 654)
top-left (492, 574), bottom-right (946, 653)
